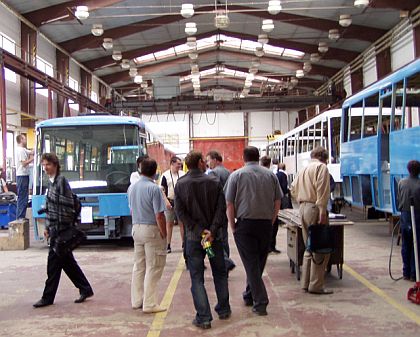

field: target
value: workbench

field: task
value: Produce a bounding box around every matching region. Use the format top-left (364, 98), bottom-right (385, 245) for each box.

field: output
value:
top-left (278, 209), bottom-right (353, 281)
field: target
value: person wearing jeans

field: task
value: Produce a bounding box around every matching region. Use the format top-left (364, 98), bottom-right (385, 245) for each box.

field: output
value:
top-left (175, 151), bottom-right (231, 329)
top-left (398, 160), bottom-right (420, 281)
top-left (128, 158), bottom-right (167, 313)
top-left (16, 134), bottom-right (33, 219)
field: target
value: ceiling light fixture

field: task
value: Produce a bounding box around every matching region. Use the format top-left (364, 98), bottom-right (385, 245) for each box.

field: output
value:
top-left (215, 64), bottom-right (225, 73)
top-left (75, 6), bottom-right (89, 20)
top-left (185, 22), bottom-right (197, 36)
top-left (318, 42), bottom-right (328, 53)
top-left (214, 0), bottom-right (230, 29)
top-left (121, 59), bottom-right (130, 69)
top-left (296, 69), bottom-right (305, 78)
top-left (215, 11), bottom-right (230, 28)
top-left (134, 75), bottom-right (143, 84)
top-left (188, 52), bottom-right (198, 60)
top-left (255, 46), bottom-right (265, 57)
top-left (258, 34), bottom-right (269, 45)
top-left (328, 29), bottom-right (340, 41)
top-left (268, 1), bottom-right (282, 15)
top-left (310, 53), bottom-right (321, 62)
top-left (129, 67), bottom-right (138, 77)
top-left (187, 36), bottom-right (197, 48)
top-left (180, 4), bottom-right (194, 18)
top-left (91, 24), bottom-right (104, 36)
top-left (102, 38), bottom-right (113, 50)
top-left (339, 14), bottom-right (352, 27)
top-left (303, 62), bottom-right (312, 72)
top-left (354, 0), bottom-right (369, 8)
top-left (112, 50), bottom-right (122, 61)
top-left (262, 19), bottom-right (275, 33)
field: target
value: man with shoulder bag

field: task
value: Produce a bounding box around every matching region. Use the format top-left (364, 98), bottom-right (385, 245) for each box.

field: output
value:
top-left (33, 153), bottom-right (93, 308)
top-left (290, 147), bottom-right (332, 295)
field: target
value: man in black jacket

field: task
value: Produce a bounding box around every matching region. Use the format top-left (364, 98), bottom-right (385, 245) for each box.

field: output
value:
top-left (175, 151), bottom-right (231, 329)
top-left (33, 153), bottom-right (93, 308)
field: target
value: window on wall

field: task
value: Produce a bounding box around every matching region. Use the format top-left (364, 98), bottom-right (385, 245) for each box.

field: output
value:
top-left (68, 77), bottom-right (79, 111)
top-left (35, 57), bottom-right (54, 97)
top-left (0, 33), bottom-right (17, 83)
top-left (91, 91), bottom-right (98, 103)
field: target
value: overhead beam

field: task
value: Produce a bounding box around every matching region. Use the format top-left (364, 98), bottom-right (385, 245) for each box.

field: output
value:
top-left (60, 5), bottom-right (216, 53)
top-left (83, 31), bottom-right (216, 70)
top-left (370, 0), bottom-right (419, 10)
top-left (102, 49), bottom-right (337, 84)
top-left (222, 30), bottom-right (358, 63)
top-left (60, 5), bottom-right (386, 54)
top-left (0, 49), bottom-right (107, 113)
top-left (113, 95), bottom-right (334, 113)
top-left (84, 29), bottom-right (357, 71)
top-left (23, 0), bottom-right (125, 27)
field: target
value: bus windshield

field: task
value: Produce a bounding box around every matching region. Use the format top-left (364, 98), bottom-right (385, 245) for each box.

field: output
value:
top-left (37, 124), bottom-right (145, 194)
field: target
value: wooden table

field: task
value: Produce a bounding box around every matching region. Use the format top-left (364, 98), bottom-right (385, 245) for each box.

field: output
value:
top-left (278, 209), bottom-right (353, 281)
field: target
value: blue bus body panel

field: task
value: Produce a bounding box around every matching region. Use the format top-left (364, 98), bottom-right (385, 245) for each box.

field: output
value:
top-left (390, 127), bottom-right (420, 176)
top-left (340, 136), bottom-right (379, 176)
top-left (36, 116), bottom-right (145, 128)
top-left (343, 59), bottom-right (420, 109)
top-left (32, 193), bottom-right (130, 218)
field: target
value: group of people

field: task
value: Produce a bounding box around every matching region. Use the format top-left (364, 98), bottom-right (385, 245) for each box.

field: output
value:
top-left (31, 144), bottom-right (420, 331)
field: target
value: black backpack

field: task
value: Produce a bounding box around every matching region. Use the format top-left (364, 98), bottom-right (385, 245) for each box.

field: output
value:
top-left (73, 193), bottom-right (82, 222)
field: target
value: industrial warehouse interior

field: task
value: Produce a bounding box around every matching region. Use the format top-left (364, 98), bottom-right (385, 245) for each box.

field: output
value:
top-left (0, 1), bottom-right (419, 336)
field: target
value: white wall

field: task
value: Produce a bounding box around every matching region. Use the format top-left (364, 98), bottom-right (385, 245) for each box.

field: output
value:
top-left (343, 66), bottom-right (352, 97)
top-left (391, 29), bottom-right (415, 71)
top-left (36, 35), bottom-right (57, 120)
top-left (192, 111), bottom-right (244, 137)
top-left (363, 48), bottom-right (377, 87)
top-left (0, 4), bottom-right (21, 126)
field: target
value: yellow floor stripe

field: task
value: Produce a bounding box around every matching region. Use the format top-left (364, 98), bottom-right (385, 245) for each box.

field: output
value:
top-left (146, 257), bottom-right (185, 337)
top-left (343, 264), bottom-right (420, 325)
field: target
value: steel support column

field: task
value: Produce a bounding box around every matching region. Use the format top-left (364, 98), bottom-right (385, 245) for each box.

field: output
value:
top-left (414, 24), bottom-right (420, 58)
top-left (47, 87), bottom-right (53, 119)
top-left (0, 57), bottom-right (7, 173)
top-left (20, 22), bottom-right (37, 128)
top-left (80, 68), bottom-right (92, 114)
top-left (376, 47), bottom-right (392, 80)
top-left (56, 49), bottom-right (69, 117)
top-left (350, 66), bottom-right (364, 95)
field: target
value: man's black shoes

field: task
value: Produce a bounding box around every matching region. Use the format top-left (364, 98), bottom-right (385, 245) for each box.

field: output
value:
top-left (33, 299), bottom-right (53, 308)
top-left (74, 290), bottom-right (94, 303)
top-left (219, 311), bottom-right (232, 320)
top-left (192, 319), bottom-right (211, 329)
top-left (252, 307), bottom-right (268, 316)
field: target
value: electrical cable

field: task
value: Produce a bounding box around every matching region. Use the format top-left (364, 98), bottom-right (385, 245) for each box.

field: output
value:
top-left (389, 219), bottom-right (403, 281)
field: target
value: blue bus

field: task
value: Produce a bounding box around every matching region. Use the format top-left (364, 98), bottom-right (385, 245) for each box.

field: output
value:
top-left (32, 115), bottom-right (147, 240)
top-left (340, 58), bottom-right (420, 214)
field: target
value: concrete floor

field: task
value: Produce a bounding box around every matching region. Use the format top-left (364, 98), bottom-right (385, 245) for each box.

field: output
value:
top-left (0, 209), bottom-right (419, 337)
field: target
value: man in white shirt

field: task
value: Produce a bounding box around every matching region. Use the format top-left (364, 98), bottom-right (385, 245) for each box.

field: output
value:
top-left (160, 156), bottom-right (185, 253)
top-left (16, 134), bottom-right (33, 219)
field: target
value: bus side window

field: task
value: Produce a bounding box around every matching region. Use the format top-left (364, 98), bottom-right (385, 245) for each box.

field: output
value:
top-left (404, 73), bottom-right (420, 129)
top-left (349, 107), bottom-right (362, 140)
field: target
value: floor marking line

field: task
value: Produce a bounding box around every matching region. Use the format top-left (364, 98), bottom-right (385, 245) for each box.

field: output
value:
top-left (146, 256), bottom-right (185, 337)
top-left (343, 264), bottom-right (420, 326)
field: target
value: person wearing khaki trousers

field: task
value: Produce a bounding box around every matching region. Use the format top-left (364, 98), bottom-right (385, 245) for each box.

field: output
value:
top-left (128, 158), bottom-right (168, 313)
top-left (291, 147), bottom-right (332, 295)
top-left (299, 202), bottom-right (330, 293)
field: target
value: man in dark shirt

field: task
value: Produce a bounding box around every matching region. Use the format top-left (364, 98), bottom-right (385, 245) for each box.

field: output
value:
top-left (398, 160), bottom-right (420, 281)
top-left (206, 150), bottom-right (236, 273)
top-left (175, 151), bottom-right (231, 329)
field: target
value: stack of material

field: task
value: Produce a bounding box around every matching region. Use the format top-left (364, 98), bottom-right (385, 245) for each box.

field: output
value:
top-left (0, 219), bottom-right (29, 250)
